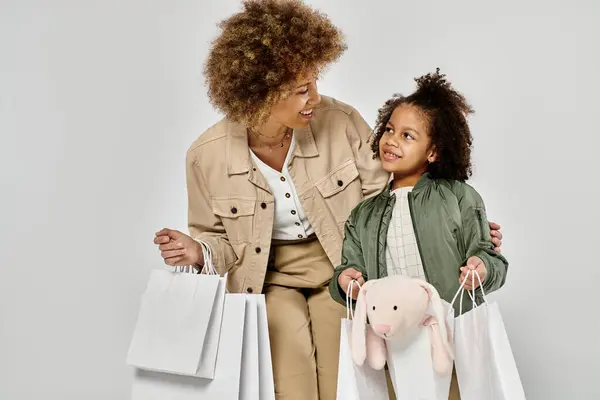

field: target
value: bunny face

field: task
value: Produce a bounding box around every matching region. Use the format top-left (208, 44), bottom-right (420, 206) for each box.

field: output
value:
top-left (363, 277), bottom-right (430, 339)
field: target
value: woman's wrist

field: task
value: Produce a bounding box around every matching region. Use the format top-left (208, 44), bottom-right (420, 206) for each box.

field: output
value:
top-left (192, 239), bottom-right (206, 271)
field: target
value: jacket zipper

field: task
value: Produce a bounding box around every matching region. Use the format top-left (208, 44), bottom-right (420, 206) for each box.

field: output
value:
top-left (378, 196), bottom-right (393, 278)
top-left (407, 192), bottom-right (430, 283)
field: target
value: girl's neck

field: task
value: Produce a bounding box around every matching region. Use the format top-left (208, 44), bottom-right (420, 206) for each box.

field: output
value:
top-left (392, 173), bottom-right (423, 191)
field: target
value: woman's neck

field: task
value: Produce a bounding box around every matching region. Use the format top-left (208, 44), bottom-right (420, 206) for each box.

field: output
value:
top-left (248, 120), bottom-right (289, 147)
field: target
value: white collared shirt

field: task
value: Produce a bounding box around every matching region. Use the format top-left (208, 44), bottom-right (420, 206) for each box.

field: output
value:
top-left (385, 186), bottom-right (426, 279)
top-left (249, 133), bottom-right (314, 240)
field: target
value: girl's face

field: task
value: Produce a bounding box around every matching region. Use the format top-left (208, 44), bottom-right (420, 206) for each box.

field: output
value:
top-left (268, 73), bottom-right (322, 130)
top-left (379, 104), bottom-right (437, 178)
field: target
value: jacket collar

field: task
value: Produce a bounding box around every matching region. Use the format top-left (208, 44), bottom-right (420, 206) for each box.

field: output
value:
top-left (226, 120), bottom-right (319, 176)
top-left (413, 172), bottom-right (432, 191)
top-left (384, 172), bottom-right (433, 197)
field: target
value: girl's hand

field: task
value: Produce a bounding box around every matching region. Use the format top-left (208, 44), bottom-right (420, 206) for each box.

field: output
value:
top-left (154, 228), bottom-right (204, 267)
top-left (338, 268), bottom-right (365, 300)
top-left (459, 256), bottom-right (487, 291)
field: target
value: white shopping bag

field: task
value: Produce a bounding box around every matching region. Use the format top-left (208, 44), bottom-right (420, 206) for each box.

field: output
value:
top-left (126, 265), bottom-right (226, 377)
top-left (195, 273), bottom-right (227, 379)
top-left (131, 293), bottom-right (247, 400)
top-left (226, 294), bottom-right (276, 400)
top-left (386, 300), bottom-right (454, 400)
top-left (452, 271), bottom-right (526, 400)
top-left (240, 295), bottom-right (259, 400)
top-left (337, 281), bottom-right (388, 400)
top-left (256, 295), bottom-right (276, 400)
top-left (126, 261), bottom-right (226, 377)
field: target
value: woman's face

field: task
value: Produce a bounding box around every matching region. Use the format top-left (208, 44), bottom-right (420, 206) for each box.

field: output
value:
top-left (268, 73), bottom-right (322, 130)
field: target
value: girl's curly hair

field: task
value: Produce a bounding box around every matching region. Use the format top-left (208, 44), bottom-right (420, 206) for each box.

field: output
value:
top-left (370, 68), bottom-right (475, 181)
top-left (204, 0), bottom-right (347, 128)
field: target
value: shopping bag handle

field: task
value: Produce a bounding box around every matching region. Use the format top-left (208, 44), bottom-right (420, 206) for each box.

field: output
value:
top-left (198, 239), bottom-right (231, 293)
top-left (198, 239), bottom-right (218, 276)
top-left (345, 280), bottom-right (362, 320)
top-left (448, 269), bottom-right (488, 316)
top-left (174, 265), bottom-right (196, 274)
top-left (459, 270), bottom-right (487, 314)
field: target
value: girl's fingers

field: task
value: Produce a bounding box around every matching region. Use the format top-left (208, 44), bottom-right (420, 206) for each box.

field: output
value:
top-left (461, 275), bottom-right (474, 290)
top-left (462, 282), bottom-right (481, 290)
top-left (459, 273), bottom-right (469, 285)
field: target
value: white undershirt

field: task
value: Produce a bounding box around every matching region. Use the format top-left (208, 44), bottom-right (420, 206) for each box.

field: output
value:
top-left (385, 186), bottom-right (426, 279)
top-left (249, 134), bottom-right (315, 240)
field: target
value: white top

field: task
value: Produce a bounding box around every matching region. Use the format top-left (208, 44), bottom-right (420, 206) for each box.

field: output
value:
top-left (385, 186), bottom-right (427, 279)
top-left (249, 134), bottom-right (315, 240)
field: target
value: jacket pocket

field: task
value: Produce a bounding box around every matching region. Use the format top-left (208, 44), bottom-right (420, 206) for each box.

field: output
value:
top-left (474, 207), bottom-right (491, 244)
top-left (314, 160), bottom-right (362, 223)
top-left (315, 160), bottom-right (360, 197)
top-left (211, 197), bottom-right (256, 244)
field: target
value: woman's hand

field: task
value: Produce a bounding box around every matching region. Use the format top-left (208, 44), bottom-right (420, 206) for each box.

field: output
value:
top-left (154, 228), bottom-right (203, 267)
top-left (338, 268), bottom-right (365, 300)
top-left (459, 256), bottom-right (487, 291)
top-left (489, 221), bottom-right (503, 253)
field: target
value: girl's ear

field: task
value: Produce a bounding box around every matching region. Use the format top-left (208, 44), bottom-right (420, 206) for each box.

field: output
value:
top-left (427, 146), bottom-right (438, 163)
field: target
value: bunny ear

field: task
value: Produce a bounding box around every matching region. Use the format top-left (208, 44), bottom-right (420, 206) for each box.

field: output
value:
top-left (351, 280), bottom-right (373, 366)
top-left (415, 280), bottom-right (454, 360)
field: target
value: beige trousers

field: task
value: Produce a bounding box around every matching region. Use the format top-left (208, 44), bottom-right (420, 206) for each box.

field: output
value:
top-left (263, 236), bottom-right (346, 400)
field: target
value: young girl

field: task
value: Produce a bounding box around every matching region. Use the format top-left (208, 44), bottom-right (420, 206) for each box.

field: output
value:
top-left (328, 69), bottom-right (509, 398)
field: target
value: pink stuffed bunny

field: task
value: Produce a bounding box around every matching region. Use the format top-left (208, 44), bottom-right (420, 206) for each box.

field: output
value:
top-left (351, 275), bottom-right (454, 375)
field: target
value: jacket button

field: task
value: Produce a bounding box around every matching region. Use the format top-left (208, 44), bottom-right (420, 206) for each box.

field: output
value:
top-left (280, 176), bottom-right (286, 182)
top-left (337, 180), bottom-right (343, 187)
top-left (255, 247), bottom-right (261, 253)
top-left (247, 287), bottom-right (253, 293)
top-left (261, 202), bottom-right (267, 209)
top-left (231, 207), bottom-right (237, 214)
top-left (291, 210), bottom-right (297, 215)
top-left (285, 193), bottom-right (291, 198)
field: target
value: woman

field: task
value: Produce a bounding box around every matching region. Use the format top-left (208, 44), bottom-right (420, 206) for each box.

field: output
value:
top-left (153, 1), bottom-right (503, 399)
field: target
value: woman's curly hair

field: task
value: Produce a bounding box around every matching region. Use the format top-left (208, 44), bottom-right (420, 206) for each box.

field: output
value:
top-left (370, 68), bottom-right (475, 181)
top-left (204, 0), bottom-right (347, 128)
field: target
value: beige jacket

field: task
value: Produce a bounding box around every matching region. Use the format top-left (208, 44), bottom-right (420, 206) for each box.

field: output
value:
top-left (186, 95), bottom-right (390, 294)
